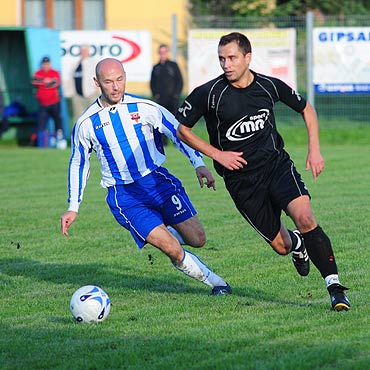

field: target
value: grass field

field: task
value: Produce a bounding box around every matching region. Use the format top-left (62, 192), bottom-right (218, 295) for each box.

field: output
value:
top-left (1, 125), bottom-right (370, 369)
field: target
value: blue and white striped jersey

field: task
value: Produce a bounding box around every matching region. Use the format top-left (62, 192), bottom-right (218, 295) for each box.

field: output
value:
top-left (68, 93), bottom-right (204, 212)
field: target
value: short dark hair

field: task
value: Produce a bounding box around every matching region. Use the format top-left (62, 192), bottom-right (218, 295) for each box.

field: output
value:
top-left (218, 32), bottom-right (252, 55)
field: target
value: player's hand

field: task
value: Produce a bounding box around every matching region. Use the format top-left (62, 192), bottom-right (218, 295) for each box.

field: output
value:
top-left (214, 150), bottom-right (247, 171)
top-left (195, 166), bottom-right (216, 190)
top-left (306, 151), bottom-right (325, 179)
top-left (61, 210), bottom-right (78, 236)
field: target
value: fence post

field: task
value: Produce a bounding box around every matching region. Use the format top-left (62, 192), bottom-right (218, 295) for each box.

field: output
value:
top-left (306, 11), bottom-right (314, 107)
top-left (171, 13), bottom-right (178, 62)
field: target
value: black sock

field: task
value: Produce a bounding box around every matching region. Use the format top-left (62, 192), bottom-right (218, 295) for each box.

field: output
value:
top-left (301, 225), bottom-right (338, 278)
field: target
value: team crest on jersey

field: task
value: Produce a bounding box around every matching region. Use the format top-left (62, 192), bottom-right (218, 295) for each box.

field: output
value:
top-left (130, 112), bottom-right (140, 123)
top-left (226, 109), bottom-right (270, 141)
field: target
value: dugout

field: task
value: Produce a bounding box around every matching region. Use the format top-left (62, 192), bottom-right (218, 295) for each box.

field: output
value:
top-left (0, 27), bottom-right (69, 145)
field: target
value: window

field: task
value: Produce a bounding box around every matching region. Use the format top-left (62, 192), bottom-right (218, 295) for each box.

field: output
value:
top-left (54, 0), bottom-right (74, 30)
top-left (23, 0), bottom-right (105, 30)
top-left (83, 0), bottom-right (105, 30)
top-left (25, 0), bottom-right (46, 27)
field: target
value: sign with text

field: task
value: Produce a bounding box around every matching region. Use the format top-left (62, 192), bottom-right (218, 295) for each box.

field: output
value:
top-left (188, 28), bottom-right (297, 92)
top-left (313, 27), bottom-right (370, 94)
top-left (60, 30), bottom-right (152, 97)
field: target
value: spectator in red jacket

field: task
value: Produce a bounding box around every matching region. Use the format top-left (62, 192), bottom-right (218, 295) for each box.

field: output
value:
top-left (32, 56), bottom-right (66, 148)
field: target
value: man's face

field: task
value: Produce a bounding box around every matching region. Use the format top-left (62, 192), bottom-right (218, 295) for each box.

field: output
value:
top-left (94, 61), bottom-right (126, 107)
top-left (218, 41), bottom-right (251, 84)
top-left (159, 46), bottom-right (169, 63)
top-left (42, 61), bottom-right (51, 71)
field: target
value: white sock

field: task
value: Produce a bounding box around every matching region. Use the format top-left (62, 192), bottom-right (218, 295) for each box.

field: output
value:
top-left (325, 274), bottom-right (340, 287)
top-left (174, 249), bottom-right (227, 288)
top-left (168, 226), bottom-right (185, 245)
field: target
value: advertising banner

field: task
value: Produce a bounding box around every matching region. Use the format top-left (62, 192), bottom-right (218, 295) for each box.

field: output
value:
top-left (313, 27), bottom-right (370, 94)
top-left (188, 28), bottom-right (297, 92)
top-left (60, 30), bottom-right (152, 97)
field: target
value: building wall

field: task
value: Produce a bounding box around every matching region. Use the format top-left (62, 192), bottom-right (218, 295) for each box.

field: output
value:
top-left (0, 0), bottom-right (190, 95)
top-left (105, 0), bottom-right (190, 94)
top-left (0, 1), bottom-right (18, 26)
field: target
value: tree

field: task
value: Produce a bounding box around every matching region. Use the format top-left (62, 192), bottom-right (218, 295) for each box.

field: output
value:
top-left (273, 0), bottom-right (370, 16)
top-left (189, 0), bottom-right (370, 16)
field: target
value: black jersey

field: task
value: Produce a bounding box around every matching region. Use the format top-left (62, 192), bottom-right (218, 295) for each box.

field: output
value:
top-left (176, 71), bottom-right (307, 177)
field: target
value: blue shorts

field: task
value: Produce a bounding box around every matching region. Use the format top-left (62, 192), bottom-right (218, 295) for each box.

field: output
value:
top-left (106, 167), bottom-right (197, 248)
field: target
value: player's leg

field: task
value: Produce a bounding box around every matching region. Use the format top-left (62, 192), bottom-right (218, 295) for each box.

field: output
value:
top-left (224, 169), bottom-right (299, 256)
top-left (146, 224), bottom-right (231, 295)
top-left (169, 215), bottom-right (206, 247)
top-left (106, 182), bottom-right (231, 296)
top-left (156, 170), bottom-right (230, 295)
top-left (287, 195), bottom-right (350, 310)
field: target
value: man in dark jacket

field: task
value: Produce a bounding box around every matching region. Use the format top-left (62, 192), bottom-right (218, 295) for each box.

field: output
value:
top-left (150, 44), bottom-right (183, 145)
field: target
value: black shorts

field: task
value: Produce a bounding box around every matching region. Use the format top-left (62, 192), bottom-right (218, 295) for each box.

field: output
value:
top-left (224, 153), bottom-right (310, 243)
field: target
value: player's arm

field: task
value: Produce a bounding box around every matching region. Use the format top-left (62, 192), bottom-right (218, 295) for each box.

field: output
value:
top-left (276, 79), bottom-right (324, 180)
top-left (301, 102), bottom-right (325, 179)
top-left (61, 124), bottom-right (92, 236)
top-left (177, 124), bottom-right (246, 171)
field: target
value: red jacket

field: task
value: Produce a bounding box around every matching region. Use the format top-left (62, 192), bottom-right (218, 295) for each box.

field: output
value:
top-left (32, 68), bottom-right (61, 106)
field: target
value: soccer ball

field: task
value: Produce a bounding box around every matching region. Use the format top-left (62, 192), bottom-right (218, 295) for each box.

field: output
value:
top-left (70, 285), bottom-right (111, 323)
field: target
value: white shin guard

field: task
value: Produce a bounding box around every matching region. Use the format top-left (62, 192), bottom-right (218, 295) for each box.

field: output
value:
top-left (174, 249), bottom-right (226, 288)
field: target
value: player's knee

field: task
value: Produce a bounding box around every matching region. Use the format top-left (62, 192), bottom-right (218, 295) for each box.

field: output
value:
top-left (186, 230), bottom-right (206, 248)
top-left (295, 213), bottom-right (316, 232)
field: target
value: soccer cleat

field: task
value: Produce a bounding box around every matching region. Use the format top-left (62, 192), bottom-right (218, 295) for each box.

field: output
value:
top-left (328, 284), bottom-right (350, 311)
top-left (211, 283), bottom-right (232, 296)
top-left (291, 230), bottom-right (310, 276)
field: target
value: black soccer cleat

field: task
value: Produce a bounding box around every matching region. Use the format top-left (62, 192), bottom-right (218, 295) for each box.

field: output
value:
top-left (328, 284), bottom-right (350, 311)
top-left (291, 230), bottom-right (310, 276)
top-left (211, 283), bottom-right (232, 296)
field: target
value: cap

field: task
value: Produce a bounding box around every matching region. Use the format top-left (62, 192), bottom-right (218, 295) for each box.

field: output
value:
top-left (42, 56), bottom-right (50, 63)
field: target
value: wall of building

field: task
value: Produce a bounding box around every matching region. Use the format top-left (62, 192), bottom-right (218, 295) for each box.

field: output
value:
top-left (105, 0), bottom-right (189, 94)
top-left (0, 1), bottom-right (18, 26)
top-left (0, 0), bottom-right (190, 95)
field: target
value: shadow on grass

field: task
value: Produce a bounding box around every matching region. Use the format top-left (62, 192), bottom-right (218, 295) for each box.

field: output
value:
top-left (0, 257), bottom-right (306, 307)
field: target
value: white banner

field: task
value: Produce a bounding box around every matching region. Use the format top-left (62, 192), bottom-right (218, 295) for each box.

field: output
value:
top-left (60, 30), bottom-right (152, 97)
top-left (188, 29), bottom-right (297, 92)
top-left (313, 27), bottom-right (370, 94)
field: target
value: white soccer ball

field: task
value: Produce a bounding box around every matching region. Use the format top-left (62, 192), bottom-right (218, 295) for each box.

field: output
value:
top-left (70, 285), bottom-right (111, 323)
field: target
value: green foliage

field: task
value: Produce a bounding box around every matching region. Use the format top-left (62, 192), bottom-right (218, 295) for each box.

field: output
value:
top-left (273, 0), bottom-right (370, 16)
top-left (189, 0), bottom-right (370, 16)
top-left (1, 130), bottom-right (370, 369)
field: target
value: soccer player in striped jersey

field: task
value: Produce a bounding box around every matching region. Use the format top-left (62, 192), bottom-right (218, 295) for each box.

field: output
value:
top-left (60, 58), bottom-right (231, 296)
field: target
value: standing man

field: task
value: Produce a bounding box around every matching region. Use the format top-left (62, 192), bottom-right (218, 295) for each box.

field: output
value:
top-left (176, 32), bottom-right (350, 311)
top-left (150, 44), bottom-right (183, 145)
top-left (72, 45), bottom-right (99, 123)
top-left (61, 58), bottom-right (231, 296)
top-left (32, 56), bottom-right (65, 148)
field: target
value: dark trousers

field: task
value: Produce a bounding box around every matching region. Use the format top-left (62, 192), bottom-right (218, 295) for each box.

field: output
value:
top-left (37, 102), bottom-right (62, 132)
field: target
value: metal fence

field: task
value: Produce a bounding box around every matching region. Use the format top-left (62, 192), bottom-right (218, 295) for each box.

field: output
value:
top-left (190, 14), bottom-right (370, 126)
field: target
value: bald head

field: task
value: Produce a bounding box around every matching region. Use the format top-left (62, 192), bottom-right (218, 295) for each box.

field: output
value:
top-left (94, 58), bottom-right (126, 107)
top-left (95, 58), bottom-right (124, 79)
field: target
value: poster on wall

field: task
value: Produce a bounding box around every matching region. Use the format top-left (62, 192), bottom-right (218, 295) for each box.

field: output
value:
top-left (313, 27), bottom-right (370, 94)
top-left (188, 28), bottom-right (297, 93)
top-left (60, 30), bottom-right (152, 97)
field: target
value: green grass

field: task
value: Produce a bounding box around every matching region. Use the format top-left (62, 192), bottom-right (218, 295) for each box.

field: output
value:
top-left (1, 125), bottom-right (370, 369)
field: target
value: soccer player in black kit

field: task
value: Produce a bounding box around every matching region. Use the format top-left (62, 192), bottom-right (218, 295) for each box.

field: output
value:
top-left (176, 32), bottom-right (350, 311)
